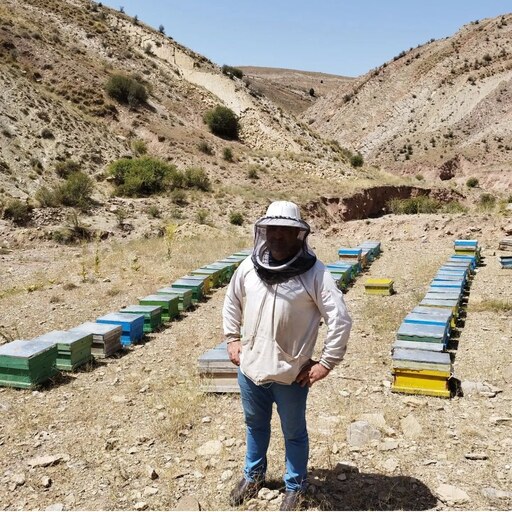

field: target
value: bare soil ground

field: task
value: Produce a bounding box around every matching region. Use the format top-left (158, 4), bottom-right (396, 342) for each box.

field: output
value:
top-left (0, 213), bottom-right (511, 511)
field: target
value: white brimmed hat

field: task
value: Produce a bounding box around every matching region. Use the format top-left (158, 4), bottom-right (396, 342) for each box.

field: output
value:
top-left (255, 201), bottom-right (309, 230)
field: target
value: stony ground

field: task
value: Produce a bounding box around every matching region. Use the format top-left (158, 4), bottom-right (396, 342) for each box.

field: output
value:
top-left (0, 213), bottom-right (511, 511)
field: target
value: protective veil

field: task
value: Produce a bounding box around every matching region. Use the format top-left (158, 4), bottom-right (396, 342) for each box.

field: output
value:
top-left (251, 201), bottom-right (317, 284)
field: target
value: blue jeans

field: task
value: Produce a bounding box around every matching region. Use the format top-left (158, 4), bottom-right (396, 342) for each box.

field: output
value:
top-left (238, 369), bottom-right (309, 491)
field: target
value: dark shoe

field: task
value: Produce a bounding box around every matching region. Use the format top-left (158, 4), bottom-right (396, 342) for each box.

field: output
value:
top-left (229, 477), bottom-right (264, 507)
top-left (280, 490), bottom-right (305, 511)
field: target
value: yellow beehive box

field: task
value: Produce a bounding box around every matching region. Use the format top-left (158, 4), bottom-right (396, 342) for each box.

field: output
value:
top-left (365, 278), bottom-right (394, 295)
top-left (391, 368), bottom-right (451, 398)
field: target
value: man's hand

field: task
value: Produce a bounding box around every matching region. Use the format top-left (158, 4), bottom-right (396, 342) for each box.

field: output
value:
top-left (227, 341), bottom-right (242, 366)
top-left (296, 360), bottom-right (330, 387)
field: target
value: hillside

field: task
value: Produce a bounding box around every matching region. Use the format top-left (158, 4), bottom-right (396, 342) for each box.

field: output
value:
top-left (238, 66), bottom-right (353, 116)
top-left (304, 14), bottom-right (512, 190)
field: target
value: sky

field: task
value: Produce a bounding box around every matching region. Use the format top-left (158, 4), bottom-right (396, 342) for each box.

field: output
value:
top-left (101, 1), bottom-right (510, 77)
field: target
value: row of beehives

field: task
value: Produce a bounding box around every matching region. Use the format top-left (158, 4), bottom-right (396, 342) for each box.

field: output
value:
top-left (0, 250), bottom-right (252, 389)
top-left (197, 241), bottom-right (383, 393)
top-left (391, 239), bottom-right (482, 398)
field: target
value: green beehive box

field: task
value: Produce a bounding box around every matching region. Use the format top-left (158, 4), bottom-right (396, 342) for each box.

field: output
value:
top-left (171, 279), bottom-right (204, 303)
top-left (157, 287), bottom-right (193, 311)
top-left (139, 294), bottom-right (179, 322)
top-left (34, 330), bottom-right (92, 371)
top-left (120, 305), bottom-right (162, 333)
top-left (208, 261), bottom-right (236, 282)
top-left (189, 268), bottom-right (220, 289)
top-left (0, 340), bottom-right (58, 389)
top-left (181, 274), bottom-right (211, 294)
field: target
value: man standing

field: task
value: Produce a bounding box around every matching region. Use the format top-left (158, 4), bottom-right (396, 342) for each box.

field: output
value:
top-left (223, 201), bottom-right (352, 511)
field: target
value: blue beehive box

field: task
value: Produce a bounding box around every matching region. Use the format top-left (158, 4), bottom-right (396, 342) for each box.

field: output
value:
top-left (397, 321), bottom-right (448, 346)
top-left (96, 313), bottom-right (144, 346)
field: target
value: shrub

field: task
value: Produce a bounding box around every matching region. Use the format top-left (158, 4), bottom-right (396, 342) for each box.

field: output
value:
top-left (350, 153), bottom-right (364, 167)
top-left (247, 166), bottom-right (259, 180)
top-left (479, 193), bottom-right (496, 210)
top-left (55, 159), bottom-right (80, 178)
top-left (108, 157), bottom-right (178, 196)
top-left (229, 212), bottom-right (244, 226)
top-left (105, 74), bottom-right (148, 108)
top-left (41, 128), bottom-right (54, 139)
top-left (309, 88), bottom-right (315, 97)
top-left (203, 105), bottom-right (239, 139)
top-left (171, 189), bottom-right (187, 205)
top-left (3, 199), bottom-right (33, 225)
top-left (415, 174), bottom-right (424, 181)
top-left (131, 139), bottom-right (147, 156)
top-left (197, 141), bottom-right (214, 155)
top-left (196, 209), bottom-right (208, 224)
top-left (221, 65), bottom-right (243, 79)
top-left (442, 201), bottom-right (468, 214)
top-left (184, 167), bottom-right (211, 191)
top-left (466, 177), bottom-right (479, 188)
top-left (223, 147), bottom-right (234, 162)
top-left (158, 24), bottom-right (165, 34)
top-left (35, 186), bottom-right (58, 207)
top-left (146, 205), bottom-right (160, 218)
top-left (55, 171), bottom-right (94, 210)
top-left (387, 196), bottom-right (441, 215)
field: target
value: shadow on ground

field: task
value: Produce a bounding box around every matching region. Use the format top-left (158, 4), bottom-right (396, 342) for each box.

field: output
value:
top-left (262, 465), bottom-right (437, 511)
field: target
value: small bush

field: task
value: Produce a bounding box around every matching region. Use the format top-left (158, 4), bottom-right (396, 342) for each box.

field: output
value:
top-left (196, 209), bottom-right (208, 224)
top-left (105, 74), bottom-right (148, 108)
top-left (415, 174), bottom-right (424, 181)
top-left (3, 199), bottom-right (33, 225)
top-left (197, 141), bottom-right (214, 155)
top-left (223, 147), bottom-right (234, 162)
top-left (350, 153), bottom-right (364, 167)
top-left (171, 189), bottom-right (187, 205)
top-left (131, 139), bottom-right (147, 156)
top-left (108, 157), bottom-right (178, 196)
top-left (55, 159), bottom-right (80, 178)
top-left (35, 186), bottom-right (58, 207)
top-left (442, 201), bottom-right (468, 214)
top-left (387, 196), bottom-right (441, 215)
top-left (479, 193), bottom-right (496, 210)
top-left (309, 88), bottom-right (315, 97)
top-left (203, 105), bottom-right (239, 140)
top-left (55, 171), bottom-right (94, 210)
top-left (466, 177), bottom-right (479, 188)
top-left (41, 128), bottom-right (54, 139)
top-left (146, 205), bottom-right (160, 218)
top-left (221, 65), bottom-right (243, 79)
top-left (247, 166), bottom-right (259, 180)
top-left (229, 212), bottom-right (244, 226)
top-left (184, 167), bottom-right (211, 191)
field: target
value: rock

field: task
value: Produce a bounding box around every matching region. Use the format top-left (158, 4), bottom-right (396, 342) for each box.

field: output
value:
top-left (173, 496), bottom-right (201, 511)
top-left (334, 461), bottom-right (359, 473)
top-left (490, 416), bottom-right (512, 425)
top-left (482, 487), bottom-right (512, 499)
top-left (336, 473), bottom-right (347, 481)
top-left (436, 484), bottom-right (470, 505)
top-left (146, 467), bottom-right (159, 480)
top-left (41, 476), bottom-right (52, 488)
top-left (464, 452), bottom-right (488, 460)
top-left (358, 413), bottom-right (388, 431)
top-left (379, 439), bottom-right (399, 451)
top-left (196, 440), bottom-right (223, 456)
top-left (461, 381), bottom-right (501, 398)
top-left (258, 488), bottom-right (279, 500)
top-left (401, 414), bottom-right (423, 439)
top-left (143, 486), bottom-right (158, 496)
top-left (201, 416), bottom-right (212, 423)
top-left (45, 504), bottom-right (64, 512)
top-left (381, 457), bottom-right (398, 473)
top-left (134, 502), bottom-right (148, 511)
top-left (220, 470), bottom-right (233, 482)
top-left (347, 420), bottom-right (381, 446)
top-left (27, 454), bottom-right (67, 468)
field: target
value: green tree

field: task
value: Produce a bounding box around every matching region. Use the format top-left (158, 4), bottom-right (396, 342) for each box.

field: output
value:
top-left (203, 105), bottom-right (239, 140)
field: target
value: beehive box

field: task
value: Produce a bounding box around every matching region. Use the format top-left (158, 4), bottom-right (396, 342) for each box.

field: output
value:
top-left (359, 241), bottom-right (381, 259)
top-left (198, 340), bottom-right (239, 393)
top-left (156, 288), bottom-right (192, 312)
top-left (70, 322), bottom-right (122, 358)
top-left (412, 305), bottom-right (455, 328)
top-left (364, 278), bottom-right (394, 295)
top-left (207, 261), bottom-right (237, 282)
top-left (190, 267), bottom-right (222, 288)
top-left (181, 275), bottom-right (211, 294)
top-left (403, 312), bottom-right (451, 335)
top-left (392, 349), bottom-right (452, 398)
top-left (34, 330), bottom-right (92, 371)
top-left (0, 339), bottom-right (58, 389)
top-left (96, 312), bottom-right (145, 346)
top-left (499, 256), bottom-right (512, 269)
top-left (392, 339), bottom-right (445, 352)
top-left (119, 305), bottom-right (162, 333)
top-left (171, 280), bottom-right (204, 303)
top-left (139, 294), bottom-right (180, 321)
top-left (397, 322), bottom-right (448, 345)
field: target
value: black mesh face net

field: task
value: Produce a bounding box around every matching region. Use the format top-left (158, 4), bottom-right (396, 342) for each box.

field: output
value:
top-left (253, 220), bottom-right (314, 271)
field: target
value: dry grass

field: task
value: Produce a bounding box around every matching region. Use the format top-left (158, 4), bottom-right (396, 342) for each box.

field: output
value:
top-left (468, 298), bottom-right (512, 313)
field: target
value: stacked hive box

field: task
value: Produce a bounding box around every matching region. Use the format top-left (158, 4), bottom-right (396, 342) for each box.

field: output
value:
top-left (197, 340), bottom-right (239, 392)
top-left (139, 294), bottom-right (180, 321)
top-left (70, 322), bottom-right (122, 358)
top-left (0, 340), bottom-right (58, 389)
top-left (364, 278), bottom-right (394, 296)
top-left (119, 305), bottom-right (162, 333)
top-left (499, 256), bottom-right (512, 269)
top-left (498, 238), bottom-right (512, 251)
top-left (34, 330), bottom-right (92, 370)
top-left (391, 240), bottom-right (480, 398)
top-left (96, 313), bottom-right (145, 346)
